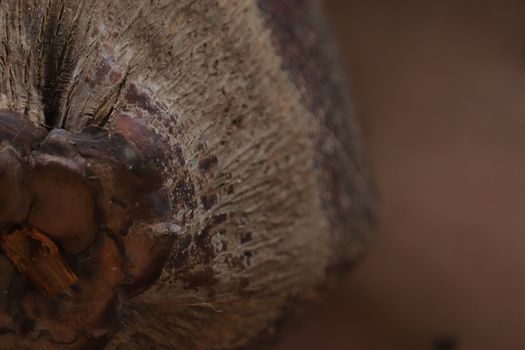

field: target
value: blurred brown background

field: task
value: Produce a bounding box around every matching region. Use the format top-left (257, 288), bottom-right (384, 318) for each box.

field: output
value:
top-left (278, 1), bottom-right (525, 349)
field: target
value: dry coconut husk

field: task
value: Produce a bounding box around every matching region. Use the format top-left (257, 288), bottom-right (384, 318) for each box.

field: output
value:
top-left (0, 0), bottom-right (374, 348)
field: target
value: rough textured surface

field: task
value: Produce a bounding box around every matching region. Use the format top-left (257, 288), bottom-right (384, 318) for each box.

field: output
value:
top-left (257, 0), bottom-right (373, 264)
top-left (0, 0), bottom-right (374, 349)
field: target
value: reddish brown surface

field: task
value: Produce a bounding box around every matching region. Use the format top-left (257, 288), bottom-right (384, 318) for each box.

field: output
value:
top-left (278, 1), bottom-right (525, 349)
top-left (0, 111), bottom-right (175, 346)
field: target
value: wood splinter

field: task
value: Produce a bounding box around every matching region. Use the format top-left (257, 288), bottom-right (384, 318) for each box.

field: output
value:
top-left (1, 228), bottom-right (78, 297)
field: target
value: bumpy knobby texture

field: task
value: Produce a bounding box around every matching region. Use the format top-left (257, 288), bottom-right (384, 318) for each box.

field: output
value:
top-left (0, 0), bottom-right (374, 349)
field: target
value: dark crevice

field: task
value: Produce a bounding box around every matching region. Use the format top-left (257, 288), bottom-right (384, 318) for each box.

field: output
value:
top-left (95, 70), bottom-right (130, 128)
top-left (41, 11), bottom-right (61, 130)
top-left (40, 6), bottom-right (79, 130)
